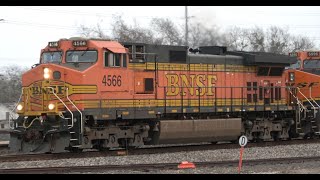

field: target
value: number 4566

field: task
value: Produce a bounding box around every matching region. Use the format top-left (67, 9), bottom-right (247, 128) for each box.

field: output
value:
top-left (102, 75), bottom-right (121, 86)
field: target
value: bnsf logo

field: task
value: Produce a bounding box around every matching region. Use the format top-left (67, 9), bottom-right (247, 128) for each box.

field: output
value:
top-left (31, 86), bottom-right (65, 95)
top-left (166, 74), bottom-right (217, 96)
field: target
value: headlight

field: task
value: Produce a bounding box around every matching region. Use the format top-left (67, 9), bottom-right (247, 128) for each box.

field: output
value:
top-left (44, 73), bottom-right (50, 79)
top-left (48, 103), bottom-right (55, 110)
top-left (289, 72), bottom-right (295, 81)
top-left (17, 104), bottom-right (23, 111)
top-left (44, 68), bottom-right (49, 74)
top-left (44, 68), bottom-right (50, 79)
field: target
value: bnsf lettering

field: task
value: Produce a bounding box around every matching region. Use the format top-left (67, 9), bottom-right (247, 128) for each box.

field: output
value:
top-left (166, 74), bottom-right (217, 96)
top-left (31, 86), bottom-right (65, 95)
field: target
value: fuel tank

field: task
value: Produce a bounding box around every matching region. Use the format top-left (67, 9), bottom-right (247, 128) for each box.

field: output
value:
top-left (158, 118), bottom-right (242, 144)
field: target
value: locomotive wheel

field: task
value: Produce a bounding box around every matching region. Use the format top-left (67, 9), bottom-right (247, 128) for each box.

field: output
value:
top-left (272, 134), bottom-right (280, 141)
top-left (230, 140), bottom-right (237, 144)
top-left (69, 147), bottom-right (83, 153)
top-left (98, 147), bottom-right (109, 151)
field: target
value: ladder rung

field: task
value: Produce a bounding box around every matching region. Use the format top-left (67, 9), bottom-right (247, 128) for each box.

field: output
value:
top-left (312, 126), bottom-right (318, 128)
top-left (70, 139), bottom-right (78, 141)
top-left (70, 132), bottom-right (76, 134)
top-left (72, 145), bottom-right (81, 148)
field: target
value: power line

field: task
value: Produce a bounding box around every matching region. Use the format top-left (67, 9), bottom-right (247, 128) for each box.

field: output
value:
top-left (224, 24), bottom-right (320, 28)
top-left (254, 11), bottom-right (320, 16)
top-left (9, 6), bottom-right (184, 20)
top-left (3, 18), bottom-right (320, 40)
top-left (1, 19), bottom-right (113, 31)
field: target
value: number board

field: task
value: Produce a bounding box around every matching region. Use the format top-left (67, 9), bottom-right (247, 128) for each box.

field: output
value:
top-left (48, 41), bottom-right (59, 48)
top-left (288, 52), bottom-right (298, 57)
top-left (73, 40), bottom-right (87, 47)
top-left (307, 52), bottom-right (319, 57)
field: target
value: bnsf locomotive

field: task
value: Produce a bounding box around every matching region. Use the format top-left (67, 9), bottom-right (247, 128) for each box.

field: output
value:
top-left (286, 51), bottom-right (320, 138)
top-left (9, 37), bottom-right (315, 153)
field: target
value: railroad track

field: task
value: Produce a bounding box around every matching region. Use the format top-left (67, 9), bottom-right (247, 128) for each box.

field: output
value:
top-left (0, 156), bottom-right (319, 174)
top-left (0, 138), bottom-right (319, 163)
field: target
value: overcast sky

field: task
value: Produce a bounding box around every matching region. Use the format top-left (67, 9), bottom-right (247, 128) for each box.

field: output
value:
top-left (1, 6), bottom-right (320, 68)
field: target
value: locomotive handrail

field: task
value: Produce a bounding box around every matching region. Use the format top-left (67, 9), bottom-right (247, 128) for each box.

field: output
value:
top-left (288, 87), bottom-right (306, 109)
top-left (297, 87), bottom-right (316, 110)
top-left (129, 52), bottom-right (157, 63)
top-left (158, 85), bottom-right (295, 88)
top-left (46, 87), bottom-right (74, 130)
top-left (309, 86), bottom-right (320, 108)
top-left (288, 87), bottom-right (307, 122)
top-left (25, 89), bottom-right (29, 112)
top-left (309, 86), bottom-right (320, 118)
top-left (66, 87), bottom-right (83, 134)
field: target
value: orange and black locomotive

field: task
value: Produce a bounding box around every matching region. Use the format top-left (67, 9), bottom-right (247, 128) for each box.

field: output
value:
top-left (9, 37), bottom-right (308, 153)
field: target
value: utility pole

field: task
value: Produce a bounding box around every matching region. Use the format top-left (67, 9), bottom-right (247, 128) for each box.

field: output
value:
top-left (185, 6), bottom-right (188, 47)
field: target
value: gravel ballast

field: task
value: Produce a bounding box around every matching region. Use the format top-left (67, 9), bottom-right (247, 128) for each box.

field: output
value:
top-left (1, 143), bottom-right (320, 173)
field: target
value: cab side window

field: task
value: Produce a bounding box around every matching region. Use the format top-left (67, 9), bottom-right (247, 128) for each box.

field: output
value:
top-left (104, 52), bottom-right (109, 67)
top-left (123, 53), bottom-right (127, 67)
top-left (114, 54), bottom-right (121, 67)
top-left (104, 51), bottom-right (128, 68)
top-left (104, 52), bottom-right (116, 67)
top-left (109, 53), bottom-right (115, 67)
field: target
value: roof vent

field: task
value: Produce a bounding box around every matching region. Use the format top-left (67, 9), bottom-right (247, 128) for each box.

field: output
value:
top-left (69, 37), bottom-right (87, 40)
top-left (199, 46), bottom-right (227, 55)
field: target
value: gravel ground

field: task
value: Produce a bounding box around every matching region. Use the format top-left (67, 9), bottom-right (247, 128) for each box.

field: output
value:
top-left (1, 142), bottom-right (320, 174)
top-left (69, 157), bottom-right (320, 174)
top-left (68, 161), bottom-right (320, 174)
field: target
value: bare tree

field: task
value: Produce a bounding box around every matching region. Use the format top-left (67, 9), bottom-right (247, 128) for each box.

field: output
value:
top-left (266, 26), bottom-right (291, 54)
top-left (224, 27), bottom-right (250, 51)
top-left (112, 15), bottom-right (155, 44)
top-left (189, 23), bottom-right (226, 47)
top-left (247, 26), bottom-right (266, 52)
top-left (78, 23), bottom-right (109, 39)
top-left (151, 18), bottom-right (183, 45)
top-left (0, 65), bottom-right (28, 103)
top-left (188, 22), bottom-right (202, 47)
top-left (289, 35), bottom-right (315, 52)
top-left (76, 17), bottom-right (317, 53)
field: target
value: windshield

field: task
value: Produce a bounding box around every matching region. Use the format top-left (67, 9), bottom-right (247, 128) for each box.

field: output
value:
top-left (303, 59), bottom-right (320, 69)
top-left (66, 50), bottom-right (97, 63)
top-left (286, 60), bottom-right (301, 70)
top-left (42, 51), bottom-right (62, 63)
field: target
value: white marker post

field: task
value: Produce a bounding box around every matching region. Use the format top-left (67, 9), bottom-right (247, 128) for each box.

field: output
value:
top-left (238, 135), bottom-right (248, 174)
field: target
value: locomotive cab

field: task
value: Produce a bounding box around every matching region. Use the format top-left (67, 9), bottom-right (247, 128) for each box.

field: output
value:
top-left (9, 38), bottom-right (132, 153)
